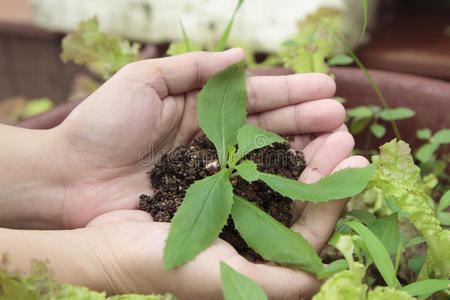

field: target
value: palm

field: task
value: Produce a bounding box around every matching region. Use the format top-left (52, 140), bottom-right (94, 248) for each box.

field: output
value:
top-left (86, 210), bottom-right (320, 300)
top-left (53, 50), bottom-right (368, 299)
top-left (57, 80), bottom-right (201, 228)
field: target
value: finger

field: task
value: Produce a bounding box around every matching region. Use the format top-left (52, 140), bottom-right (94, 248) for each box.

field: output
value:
top-left (300, 134), bottom-right (331, 164)
top-left (291, 132), bottom-right (355, 220)
top-left (117, 48), bottom-right (246, 99)
top-left (225, 257), bottom-right (321, 300)
top-left (291, 155), bottom-right (369, 252)
top-left (247, 99), bottom-right (346, 135)
top-left (331, 124), bottom-right (349, 133)
top-left (246, 73), bottom-right (336, 114)
top-left (166, 237), bottom-right (321, 300)
top-left (287, 134), bottom-right (317, 152)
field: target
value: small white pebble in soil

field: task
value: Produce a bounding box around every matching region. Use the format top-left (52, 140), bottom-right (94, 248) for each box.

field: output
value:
top-left (206, 160), bottom-right (219, 169)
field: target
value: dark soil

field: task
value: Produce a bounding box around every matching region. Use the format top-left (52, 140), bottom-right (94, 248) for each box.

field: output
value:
top-left (139, 137), bottom-right (306, 261)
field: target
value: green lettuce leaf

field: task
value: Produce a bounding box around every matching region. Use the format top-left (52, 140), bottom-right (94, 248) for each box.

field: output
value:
top-left (312, 263), bottom-right (367, 300)
top-left (362, 139), bottom-right (450, 279)
top-left (367, 286), bottom-right (414, 300)
top-left (278, 7), bottom-right (343, 74)
top-left (166, 41), bottom-right (202, 56)
top-left (0, 256), bottom-right (175, 300)
top-left (61, 16), bottom-right (140, 79)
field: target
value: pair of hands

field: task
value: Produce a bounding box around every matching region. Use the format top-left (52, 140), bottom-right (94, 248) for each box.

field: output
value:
top-left (5, 49), bottom-right (368, 299)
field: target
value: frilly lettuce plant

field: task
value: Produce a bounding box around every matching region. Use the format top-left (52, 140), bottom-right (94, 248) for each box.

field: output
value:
top-left (60, 16), bottom-right (141, 80)
top-left (363, 140), bottom-right (450, 280)
top-left (0, 254), bottom-right (175, 300)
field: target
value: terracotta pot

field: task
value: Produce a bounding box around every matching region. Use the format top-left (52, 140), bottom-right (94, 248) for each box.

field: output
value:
top-left (17, 99), bottom-right (82, 129)
top-left (249, 67), bottom-right (450, 151)
top-left (18, 67), bottom-right (450, 151)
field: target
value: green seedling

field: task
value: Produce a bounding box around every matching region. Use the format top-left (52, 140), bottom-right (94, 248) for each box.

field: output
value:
top-left (162, 61), bottom-right (374, 273)
top-left (60, 16), bottom-right (141, 80)
top-left (167, 0), bottom-right (244, 56)
top-left (415, 128), bottom-right (450, 163)
top-left (346, 105), bottom-right (415, 138)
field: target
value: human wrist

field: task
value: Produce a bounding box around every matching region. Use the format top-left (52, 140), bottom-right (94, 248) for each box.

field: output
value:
top-left (0, 227), bottom-right (108, 292)
top-left (0, 125), bottom-right (65, 229)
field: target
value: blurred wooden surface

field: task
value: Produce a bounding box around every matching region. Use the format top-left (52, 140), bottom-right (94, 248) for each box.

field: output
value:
top-left (0, 0), bottom-right (33, 25)
top-left (0, 0), bottom-right (84, 103)
top-left (357, 7), bottom-right (450, 80)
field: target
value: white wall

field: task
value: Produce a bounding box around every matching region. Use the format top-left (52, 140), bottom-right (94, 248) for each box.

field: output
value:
top-left (31, 0), bottom-right (379, 52)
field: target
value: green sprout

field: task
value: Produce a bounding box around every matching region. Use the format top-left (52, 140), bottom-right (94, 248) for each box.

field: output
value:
top-left (162, 61), bottom-right (374, 273)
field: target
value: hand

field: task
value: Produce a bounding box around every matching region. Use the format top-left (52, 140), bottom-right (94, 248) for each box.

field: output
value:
top-left (0, 49), bottom-right (368, 298)
top-left (50, 48), bottom-right (350, 229)
top-left (46, 49), bottom-right (367, 298)
top-left (77, 133), bottom-right (368, 300)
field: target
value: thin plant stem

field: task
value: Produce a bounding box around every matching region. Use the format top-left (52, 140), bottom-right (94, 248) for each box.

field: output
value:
top-left (326, 24), bottom-right (402, 140)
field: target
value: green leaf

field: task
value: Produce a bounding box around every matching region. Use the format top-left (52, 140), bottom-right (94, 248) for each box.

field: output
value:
top-left (60, 16), bottom-right (140, 79)
top-left (231, 195), bottom-right (324, 274)
top-left (216, 0), bottom-right (245, 51)
top-left (257, 164), bottom-right (374, 203)
top-left (437, 190), bottom-right (450, 213)
top-left (347, 107), bottom-right (373, 134)
top-left (166, 41), bottom-right (202, 56)
top-left (361, 0), bottom-right (368, 35)
top-left (347, 106), bottom-right (373, 118)
top-left (197, 61), bottom-right (247, 167)
top-left (0, 256), bottom-right (174, 300)
top-left (180, 20), bottom-right (191, 52)
top-left (364, 139), bottom-right (450, 279)
top-left (327, 54), bottom-right (353, 66)
top-left (350, 117), bottom-right (372, 134)
top-left (368, 286), bottom-right (415, 300)
top-left (417, 129), bottom-right (432, 140)
top-left (405, 236), bottom-right (425, 249)
top-left (431, 128), bottom-right (450, 144)
top-left (163, 170), bottom-right (233, 269)
top-left (401, 279), bottom-right (450, 297)
top-left (235, 125), bottom-right (286, 161)
top-left (317, 259), bottom-right (349, 280)
top-left (439, 212), bottom-right (450, 226)
top-left (346, 221), bottom-right (400, 288)
top-left (368, 213), bottom-right (400, 256)
top-left (408, 256), bottom-right (426, 274)
top-left (333, 97), bottom-right (346, 103)
top-left (26, 98), bottom-right (53, 116)
top-left (380, 108), bottom-right (415, 121)
top-left (347, 210), bottom-right (377, 225)
top-left (278, 8), bottom-right (342, 74)
top-left (312, 264), bottom-right (367, 300)
top-left (334, 234), bottom-right (356, 267)
top-left (370, 124), bottom-right (386, 138)
top-left (220, 262), bottom-right (268, 300)
top-left (235, 160), bottom-right (259, 182)
top-left (166, 21), bottom-right (203, 56)
top-left (415, 143), bottom-right (439, 163)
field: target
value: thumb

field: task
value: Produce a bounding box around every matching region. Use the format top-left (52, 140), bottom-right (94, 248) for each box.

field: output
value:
top-left (116, 48), bottom-right (246, 99)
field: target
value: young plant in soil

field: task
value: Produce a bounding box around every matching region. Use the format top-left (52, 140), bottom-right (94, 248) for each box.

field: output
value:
top-left (139, 60), bottom-right (374, 274)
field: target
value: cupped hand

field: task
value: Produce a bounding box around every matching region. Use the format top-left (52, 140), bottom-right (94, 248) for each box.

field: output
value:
top-left (52, 48), bottom-right (349, 229)
top-left (46, 48), bottom-right (369, 299)
top-left (82, 131), bottom-right (368, 300)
